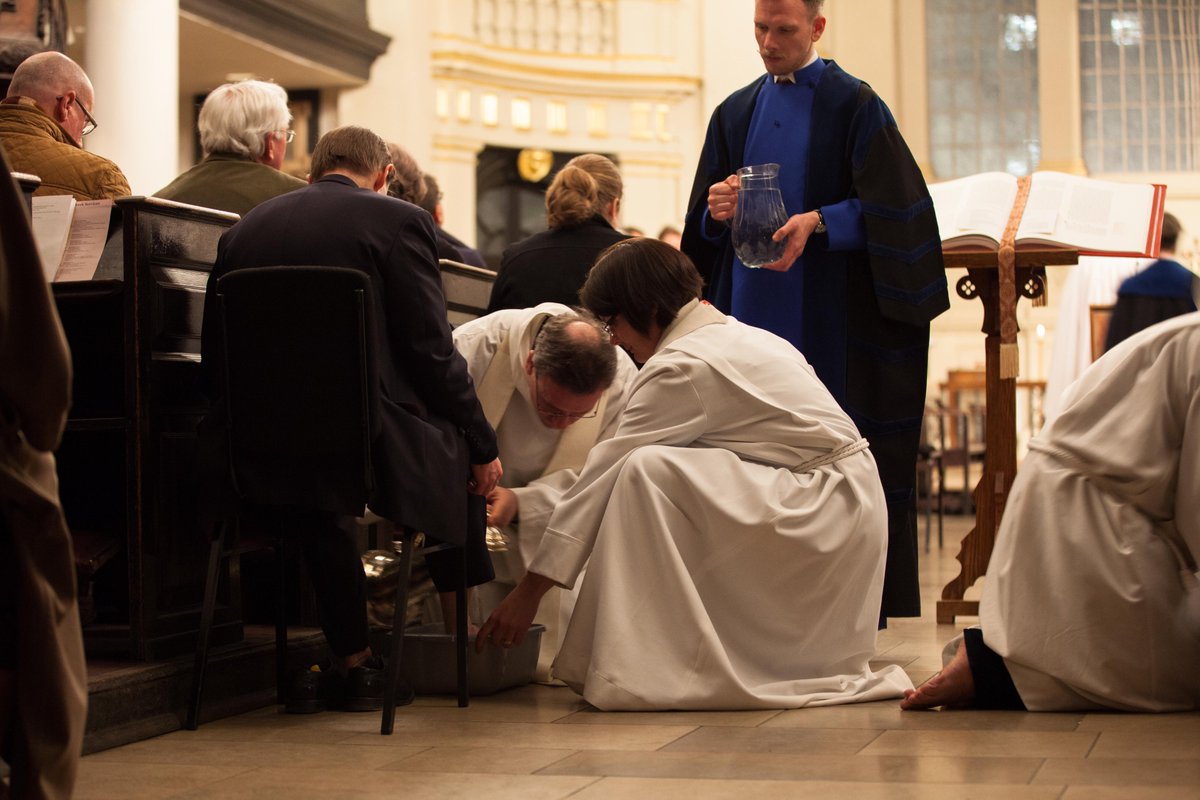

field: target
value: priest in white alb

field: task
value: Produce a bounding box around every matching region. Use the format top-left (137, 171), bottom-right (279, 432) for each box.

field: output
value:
top-left (476, 238), bottom-right (911, 710)
top-left (904, 312), bottom-right (1200, 712)
top-left (453, 304), bottom-right (636, 681)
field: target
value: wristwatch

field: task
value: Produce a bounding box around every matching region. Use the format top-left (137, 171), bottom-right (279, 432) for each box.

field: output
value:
top-left (813, 209), bottom-right (827, 234)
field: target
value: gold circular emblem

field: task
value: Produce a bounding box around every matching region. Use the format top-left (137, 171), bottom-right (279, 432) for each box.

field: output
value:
top-left (517, 148), bottom-right (554, 183)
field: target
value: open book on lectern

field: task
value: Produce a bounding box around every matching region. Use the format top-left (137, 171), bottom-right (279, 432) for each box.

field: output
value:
top-left (928, 171), bottom-right (1167, 259)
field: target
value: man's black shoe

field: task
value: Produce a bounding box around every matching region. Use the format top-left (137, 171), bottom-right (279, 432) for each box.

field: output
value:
top-left (287, 657), bottom-right (413, 712)
top-left (336, 657), bottom-right (386, 711)
top-left (285, 666), bottom-right (324, 714)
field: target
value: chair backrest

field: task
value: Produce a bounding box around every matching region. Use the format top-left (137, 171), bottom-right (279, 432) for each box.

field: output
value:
top-left (439, 258), bottom-right (496, 327)
top-left (216, 266), bottom-right (381, 515)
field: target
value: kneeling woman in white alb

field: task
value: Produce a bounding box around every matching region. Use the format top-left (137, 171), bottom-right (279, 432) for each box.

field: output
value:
top-left (477, 237), bottom-right (910, 710)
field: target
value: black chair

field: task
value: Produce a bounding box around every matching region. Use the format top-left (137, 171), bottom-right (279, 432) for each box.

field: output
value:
top-left (186, 265), bottom-right (468, 735)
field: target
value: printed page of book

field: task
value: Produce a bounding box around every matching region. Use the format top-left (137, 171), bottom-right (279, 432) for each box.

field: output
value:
top-left (928, 172), bottom-right (1018, 248)
top-left (53, 199), bottom-right (114, 282)
top-left (30, 194), bottom-right (76, 281)
top-left (1016, 171), bottom-right (1161, 257)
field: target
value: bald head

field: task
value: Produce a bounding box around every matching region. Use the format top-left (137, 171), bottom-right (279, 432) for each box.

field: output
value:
top-left (8, 51), bottom-right (92, 105)
top-left (7, 52), bottom-right (95, 144)
top-left (530, 313), bottom-right (618, 395)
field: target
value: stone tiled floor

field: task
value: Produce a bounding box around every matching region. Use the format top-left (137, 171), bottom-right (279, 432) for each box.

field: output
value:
top-left (77, 516), bottom-right (1200, 799)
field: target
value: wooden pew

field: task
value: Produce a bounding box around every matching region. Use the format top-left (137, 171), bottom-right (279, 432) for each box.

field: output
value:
top-left (13, 171), bottom-right (39, 215)
top-left (53, 216), bottom-right (497, 661)
top-left (53, 197), bottom-right (240, 660)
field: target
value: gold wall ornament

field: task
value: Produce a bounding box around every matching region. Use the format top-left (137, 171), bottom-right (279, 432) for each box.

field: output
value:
top-left (517, 148), bottom-right (554, 183)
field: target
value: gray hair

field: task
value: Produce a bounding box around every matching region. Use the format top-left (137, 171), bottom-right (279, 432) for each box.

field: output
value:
top-left (531, 312), bottom-right (618, 395)
top-left (198, 80), bottom-right (291, 160)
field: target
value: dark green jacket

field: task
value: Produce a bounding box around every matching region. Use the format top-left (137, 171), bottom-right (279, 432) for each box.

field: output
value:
top-left (153, 153), bottom-right (304, 216)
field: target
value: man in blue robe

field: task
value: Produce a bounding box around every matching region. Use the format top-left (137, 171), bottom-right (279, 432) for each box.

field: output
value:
top-left (681, 0), bottom-right (948, 618)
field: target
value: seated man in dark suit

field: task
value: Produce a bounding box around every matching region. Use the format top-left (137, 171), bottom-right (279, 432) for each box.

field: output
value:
top-left (200, 125), bottom-right (502, 711)
top-left (417, 174), bottom-right (489, 269)
top-left (154, 79), bottom-right (306, 216)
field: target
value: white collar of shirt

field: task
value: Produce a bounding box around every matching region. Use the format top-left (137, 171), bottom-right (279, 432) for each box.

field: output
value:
top-left (773, 49), bottom-right (820, 84)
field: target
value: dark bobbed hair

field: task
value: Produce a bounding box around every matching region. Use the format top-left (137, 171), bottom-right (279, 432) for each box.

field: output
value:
top-left (416, 173), bottom-right (441, 217)
top-left (579, 238), bottom-right (704, 337)
top-left (385, 142), bottom-right (426, 204)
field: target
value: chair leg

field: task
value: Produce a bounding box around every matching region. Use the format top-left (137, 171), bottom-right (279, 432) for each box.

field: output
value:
top-left (275, 532), bottom-right (288, 706)
top-left (920, 466), bottom-right (931, 554)
top-left (381, 528), bottom-right (417, 736)
top-left (456, 544), bottom-right (469, 708)
top-left (936, 465), bottom-right (945, 549)
top-left (187, 525), bottom-right (226, 731)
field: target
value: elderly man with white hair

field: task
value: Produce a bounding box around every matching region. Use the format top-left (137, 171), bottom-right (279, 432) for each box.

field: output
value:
top-left (0, 50), bottom-right (130, 200)
top-left (154, 79), bottom-right (304, 215)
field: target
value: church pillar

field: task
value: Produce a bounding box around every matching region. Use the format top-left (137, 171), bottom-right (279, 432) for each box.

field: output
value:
top-left (1036, 0), bottom-right (1087, 174)
top-left (84, 0), bottom-right (180, 195)
top-left (432, 137), bottom-right (485, 251)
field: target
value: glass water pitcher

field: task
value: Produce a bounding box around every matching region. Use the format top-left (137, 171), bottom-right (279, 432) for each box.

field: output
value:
top-left (731, 163), bottom-right (789, 268)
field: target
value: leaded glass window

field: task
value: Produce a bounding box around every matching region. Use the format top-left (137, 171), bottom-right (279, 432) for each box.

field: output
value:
top-left (926, 0), bottom-right (1041, 178)
top-left (1079, 0), bottom-right (1200, 172)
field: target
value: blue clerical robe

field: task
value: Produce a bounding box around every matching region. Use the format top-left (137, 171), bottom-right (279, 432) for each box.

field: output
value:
top-left (681, 60), bottom-right (948, 618)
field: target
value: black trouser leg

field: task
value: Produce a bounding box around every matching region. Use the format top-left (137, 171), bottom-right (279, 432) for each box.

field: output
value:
top-left (424, 493), bottom-right (494, 591)
top-left (295, 510), bottom-right (369, 658)
top-left (964, 628), bottom-right (1026, 710)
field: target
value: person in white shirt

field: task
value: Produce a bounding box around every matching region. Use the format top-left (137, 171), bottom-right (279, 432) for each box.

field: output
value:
top-left (453, 304), bottom-right (636, 681)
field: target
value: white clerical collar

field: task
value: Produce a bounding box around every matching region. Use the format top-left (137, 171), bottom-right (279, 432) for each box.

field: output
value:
top-left (773, 49), bottom-right (820, 84)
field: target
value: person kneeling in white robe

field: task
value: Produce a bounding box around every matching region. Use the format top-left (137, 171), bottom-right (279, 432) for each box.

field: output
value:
top-left (903, 312), bottom-right (1200, 713)
top-left (476, 237), bottom-right (911, 710)
top-left (452, 304), bottom-right (636, 682)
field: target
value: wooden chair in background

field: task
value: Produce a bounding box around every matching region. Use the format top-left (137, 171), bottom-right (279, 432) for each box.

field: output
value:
top-left (1089, 304), bottom-right (1115, 362)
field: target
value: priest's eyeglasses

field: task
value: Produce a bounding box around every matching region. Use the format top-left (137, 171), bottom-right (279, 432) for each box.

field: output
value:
top-left (532, 373), bottom-right (599, 420)
top-left (57, 95), bottom-right (98, 136)
top-left (278, 129), bottom-right (296, 143)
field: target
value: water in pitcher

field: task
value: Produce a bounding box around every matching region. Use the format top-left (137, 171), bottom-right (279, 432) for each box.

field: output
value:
top-left (732, 163), bottom-right (789, 268)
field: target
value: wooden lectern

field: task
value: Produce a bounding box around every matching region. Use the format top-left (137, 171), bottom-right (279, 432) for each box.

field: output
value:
top-left (936, 242), bottom-right (1078, 624)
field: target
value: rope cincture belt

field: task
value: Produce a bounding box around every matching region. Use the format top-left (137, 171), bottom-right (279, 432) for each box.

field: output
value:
top-left (793, 437), bottom-right (870, 473)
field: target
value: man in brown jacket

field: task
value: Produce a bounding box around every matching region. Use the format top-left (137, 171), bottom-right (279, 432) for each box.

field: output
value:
top-left (0, 51), bottom-right (129, 200)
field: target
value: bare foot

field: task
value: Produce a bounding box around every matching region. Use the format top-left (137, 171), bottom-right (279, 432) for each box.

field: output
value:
top-left (900, 638), bottom-right (976, 710)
